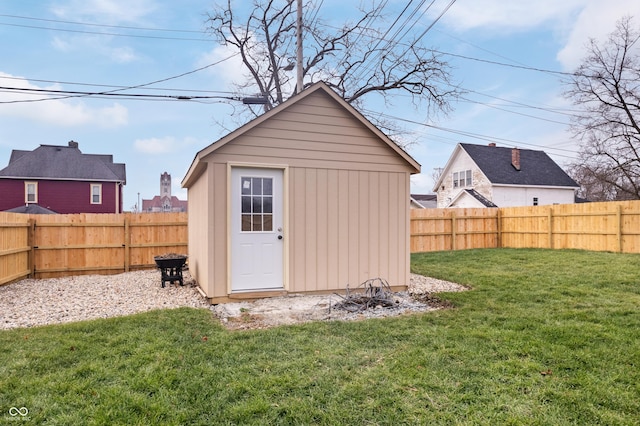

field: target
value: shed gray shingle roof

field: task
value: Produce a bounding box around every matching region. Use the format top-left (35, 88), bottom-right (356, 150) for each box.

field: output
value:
top-left (0, 142), bottom-right (126, 183)
top-left (460, 143), bottom-right (579, 187)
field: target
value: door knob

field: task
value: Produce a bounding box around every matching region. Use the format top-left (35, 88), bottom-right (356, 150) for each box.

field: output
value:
top-left (278, 235), bottom-right (283, 240)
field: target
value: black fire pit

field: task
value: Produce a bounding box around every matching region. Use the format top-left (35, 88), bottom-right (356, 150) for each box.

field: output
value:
top-left (154, 254), bottom-right (188, 287)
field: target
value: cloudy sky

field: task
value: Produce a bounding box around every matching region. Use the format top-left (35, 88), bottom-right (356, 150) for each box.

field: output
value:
top-left (1, 0), bottom-right (639, 210)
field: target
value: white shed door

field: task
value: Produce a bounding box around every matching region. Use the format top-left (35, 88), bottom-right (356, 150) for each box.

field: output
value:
top-left (231, 168), bottom-right (284, 292)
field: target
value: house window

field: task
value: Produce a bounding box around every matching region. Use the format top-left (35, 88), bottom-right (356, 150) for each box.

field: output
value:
top-left (533, 197), bottom-right (539, 206)
top-left (25, 182), bottom-right (37, 204)
top-left (241, 176), bottom-right (273, 232)
top-left (453, 170), bottom-right (472, 188)
top-left (91, 184), bottom-right (102, 204)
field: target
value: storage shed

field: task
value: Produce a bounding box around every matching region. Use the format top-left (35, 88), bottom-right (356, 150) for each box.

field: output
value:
top-left (182, 82), bottom-right (420, 303)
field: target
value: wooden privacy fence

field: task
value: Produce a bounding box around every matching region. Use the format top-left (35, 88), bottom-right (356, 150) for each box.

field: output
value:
top-left (0, 212), bottom-right (187, 285)
top-left (410, 200), bottom-right (640, 253)
top-left (411, 207), bottom-right (500, 253)
top-left (3, 201), bottom-right (640, 286)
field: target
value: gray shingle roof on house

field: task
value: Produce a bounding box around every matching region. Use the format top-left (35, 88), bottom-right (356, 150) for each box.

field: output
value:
top-left (460, 143), bottom-right (579, 187)
top-left (0, 141), bottom-right (126, 183)
top-left (4, 204), bottom-right (58, 214)
top-left (410, 193), bottom-right (437, 208)
top-left (464, 189), bottom-right (498, 207)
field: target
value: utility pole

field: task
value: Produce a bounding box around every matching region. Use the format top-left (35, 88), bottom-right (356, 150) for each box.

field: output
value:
top-left (296, 0), bottom-right (303, 93)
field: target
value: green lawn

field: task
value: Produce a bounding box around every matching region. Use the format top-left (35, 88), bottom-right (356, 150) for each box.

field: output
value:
top-left (1, 248), bottom-right (639, 425)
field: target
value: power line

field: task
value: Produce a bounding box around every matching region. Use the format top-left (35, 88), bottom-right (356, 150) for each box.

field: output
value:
top-left (460, 89), bottom-right (581, 116)
top-left (317, 20), bottom-right (573, 77)
top-left (361, 108), bottom-right (579, 159)
top-left (434, 28), bottom-right (530, 68)
top-left (350, 0), bottom-right (431, 82)
top-left (432, 48), bottom-right (574, 76)
top-left (0, 75), bottom-right (237, 94)
top-left (0, 21), bottom-right (209, 42)
top-left (0, 53), bottom-right (240, 104)
top-left (0, 86), bottom-right (240, 101)
top-left (0, 13), bottom-right (202, 33)
top-left (407, 0), bottom-right (456, 50)
top-left (457, 97), bottom-right (571, 126)
top-left (354, 0), bottom-right (455, 82)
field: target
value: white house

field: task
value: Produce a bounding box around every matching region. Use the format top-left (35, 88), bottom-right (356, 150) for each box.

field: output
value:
top-left (433, 143), bottom-right (579, 208)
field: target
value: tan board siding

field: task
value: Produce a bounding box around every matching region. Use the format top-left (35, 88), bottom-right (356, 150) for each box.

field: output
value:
top-left (289, 167), bottom-right (409, 292)
top-left (187, 166), bottom-right (210, 295)
top-left (206, 92), bottom-right (410, 173)
top-left (212, 163), bottom-right (228, 298)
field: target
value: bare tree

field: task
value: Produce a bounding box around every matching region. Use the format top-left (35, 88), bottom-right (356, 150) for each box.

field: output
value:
top-left (564, 16), bottom-right (640, 200)
top-left (206, 0), bottom-right (459, 135)
top-left (566, 162), bottom-right (620, 201)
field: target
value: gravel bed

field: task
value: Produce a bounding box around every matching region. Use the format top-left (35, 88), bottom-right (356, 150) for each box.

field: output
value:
top-left (0, 270), bottom-right (208, 330)
top-left (0, 271), bottom-right (467, 330)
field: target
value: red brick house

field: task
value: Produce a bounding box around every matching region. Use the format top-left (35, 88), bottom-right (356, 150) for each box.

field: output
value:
top-left (0, 141), bottom-right (126, 214)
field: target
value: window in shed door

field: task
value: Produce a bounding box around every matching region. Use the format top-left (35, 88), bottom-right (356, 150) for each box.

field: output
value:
top-left (240, 176), bottom-right (273, 232)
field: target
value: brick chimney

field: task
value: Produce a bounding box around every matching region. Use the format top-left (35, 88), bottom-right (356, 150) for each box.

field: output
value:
top-left (511, 148), bottom-right (521, 171)
top-left (488, 142), bottom-right (496, 147)
top-left (68, 140), bottom-right (79, 149)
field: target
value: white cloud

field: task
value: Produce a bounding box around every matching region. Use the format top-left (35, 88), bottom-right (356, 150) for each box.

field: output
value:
top-left (50, 34), bottom-right (139, 63)
top-left (196, 45), bottom-right (246, 88)
top-left (100, 104), bottom-right (128, 126)
top-left (51, 0), bottom-right (157, 24)
top-left (556, 0), bottom-right (640, 70)
top-left (134, 136), bottom-right (199, 155)
top-left (440, 0), bottom-right (585, 33)
top-left (439, 0), bottom-right (640, 71)
top-left (195, 37), bottom-right (299, 96)
top-left (134, 136), bottom-right (177, 154)
top-left (109, 46), bottom-right (137, 63)
top-left (411, 173), bottom-right (436, 194)
top-left (48, 0), bottom-right (158, 62)
top-left (0, 73), bottom-right (129, 127)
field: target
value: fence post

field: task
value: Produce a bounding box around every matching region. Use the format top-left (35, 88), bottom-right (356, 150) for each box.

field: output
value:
top-left (451, 211), bottom-right (457, 251)
top-left (124, 215), bottom-right (130, 272)
top-left (617, 204), bottom-right (622, 253)
top-left (548, 207), bottom-right (553, 249)
top-left (28, 219), bottom-right (35, 278)
top-left (497, 209), bottom-right (502, 248)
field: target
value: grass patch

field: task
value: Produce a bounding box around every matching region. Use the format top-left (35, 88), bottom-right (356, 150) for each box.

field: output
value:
top-left (1, 248), bottom-right (639, 424)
